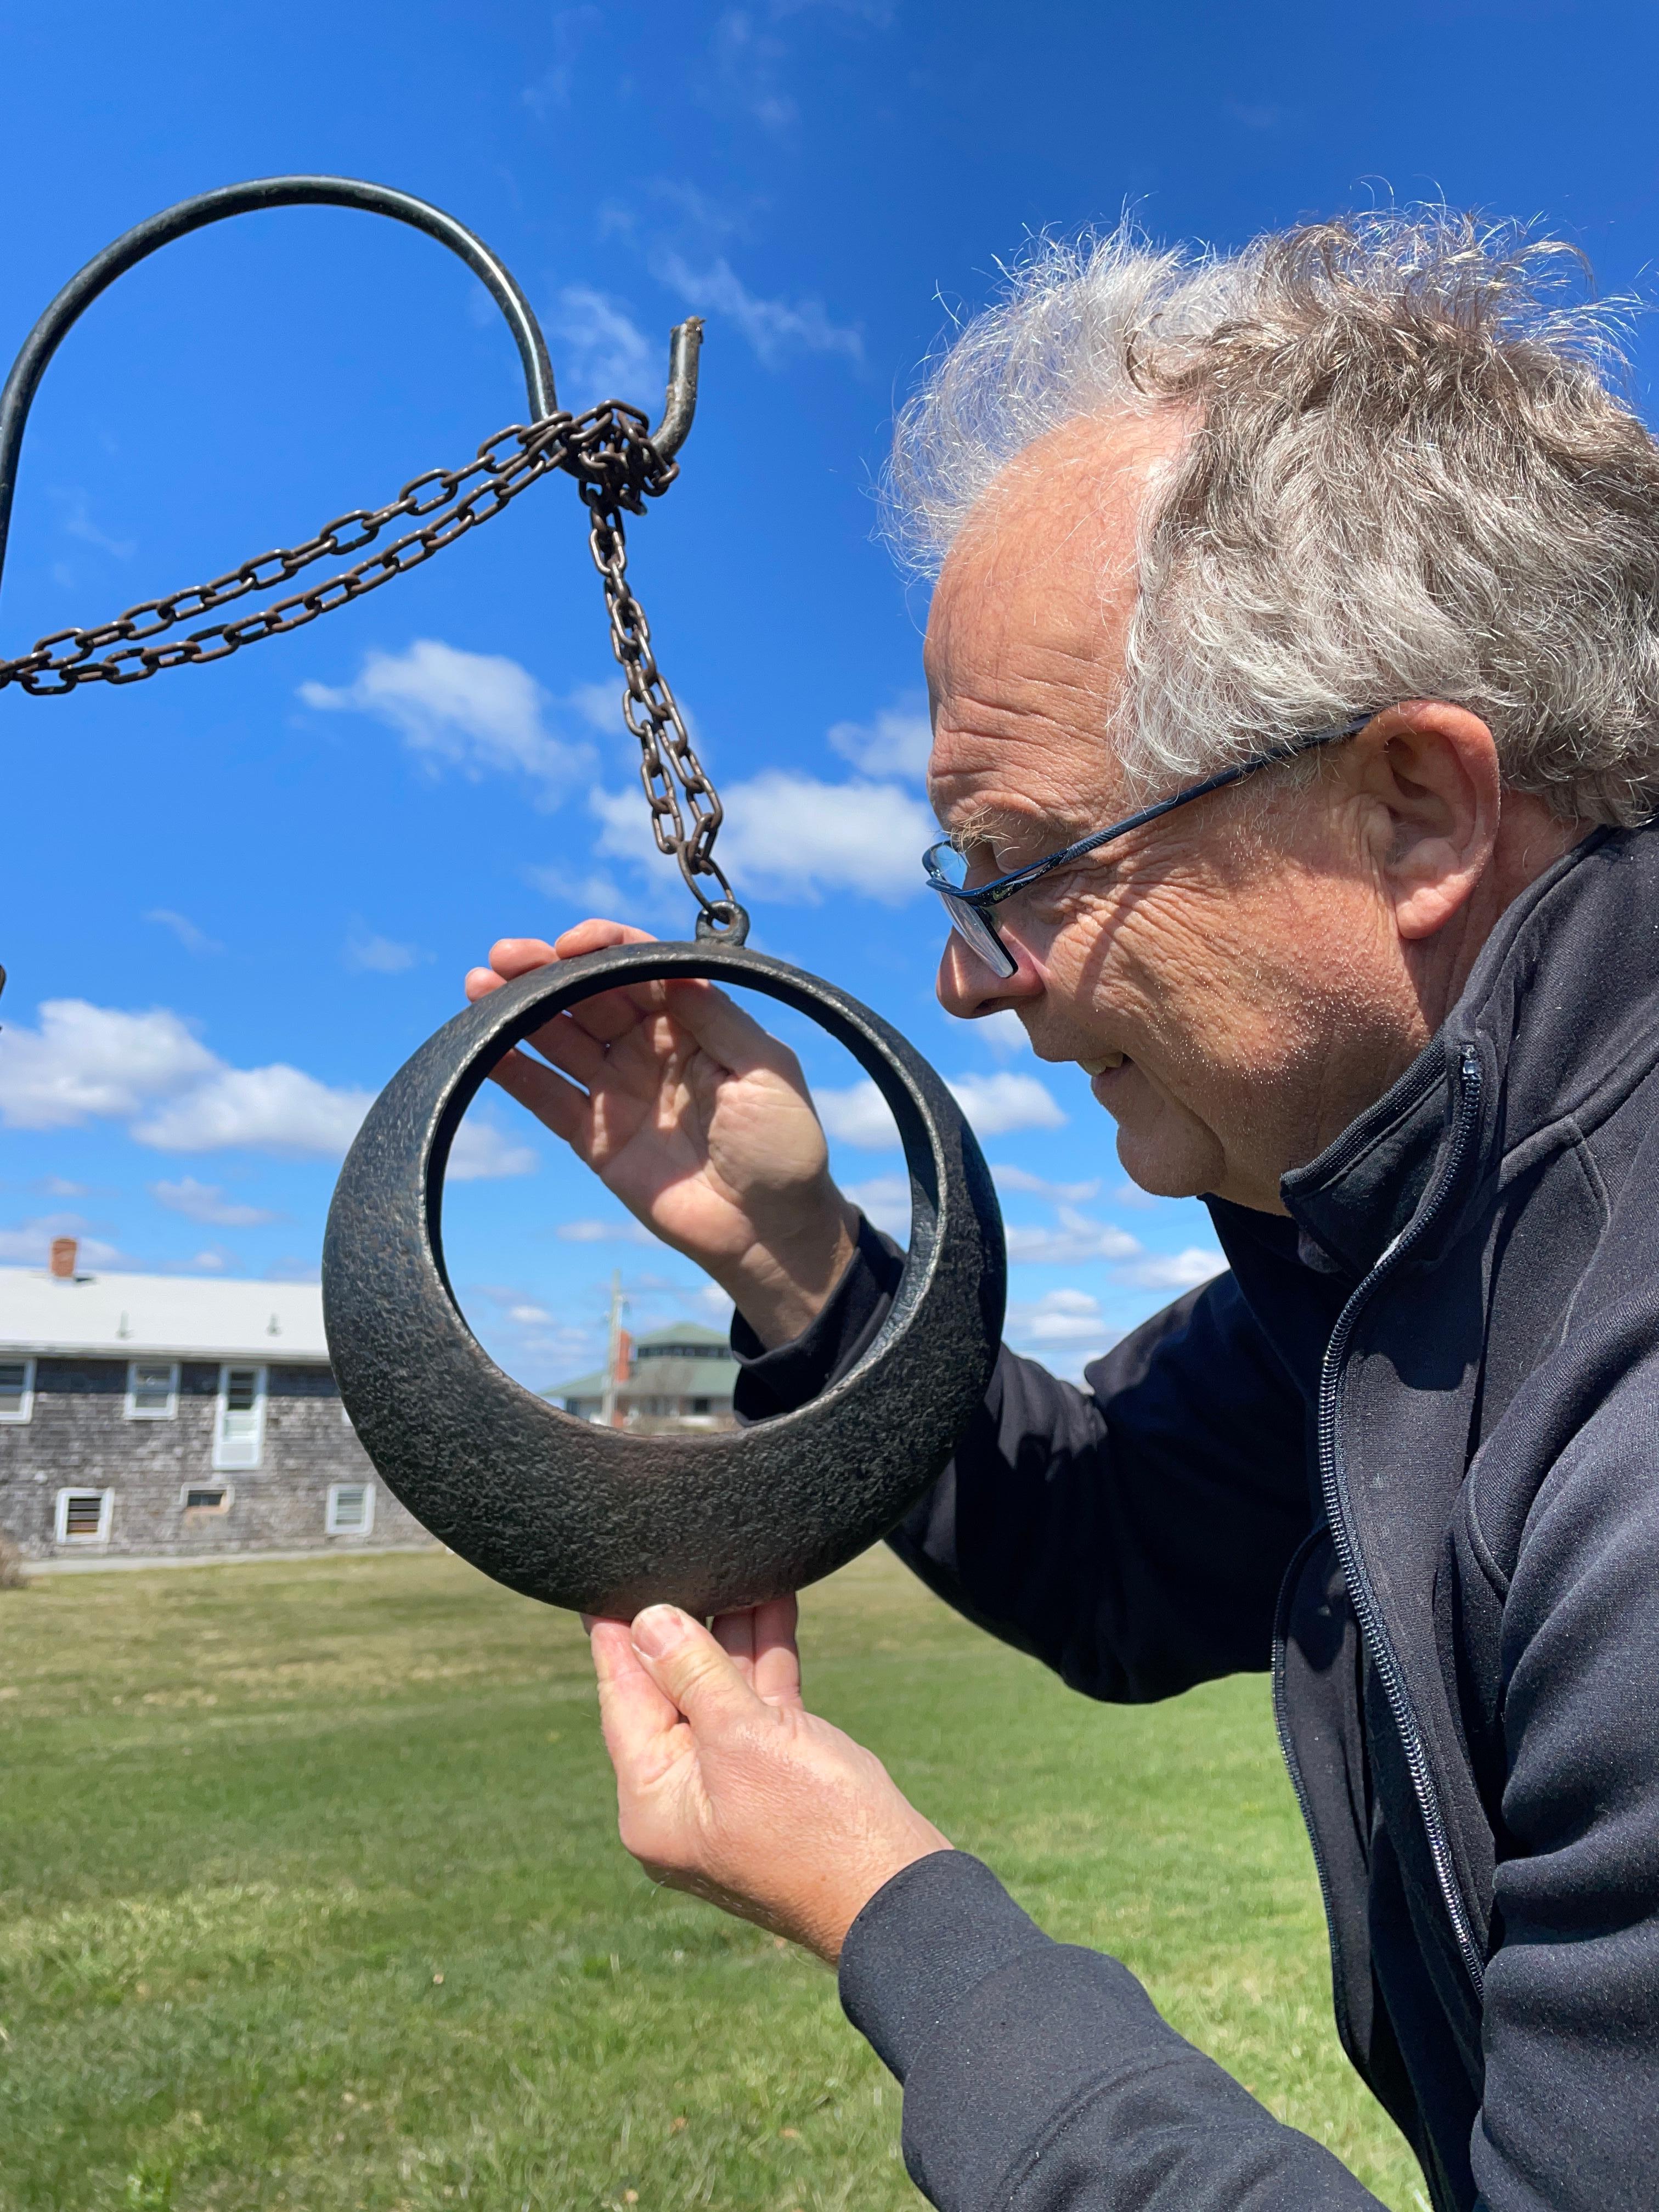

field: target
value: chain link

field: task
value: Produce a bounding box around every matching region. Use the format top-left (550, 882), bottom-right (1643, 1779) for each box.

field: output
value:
top-left (580, 468), bottom-right (740, 932)
top-left (0, 399), bottom-right (741, 930)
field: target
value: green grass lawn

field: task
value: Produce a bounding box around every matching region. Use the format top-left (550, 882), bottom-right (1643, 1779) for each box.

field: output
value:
top-left (0, 1548), bottom-right (1424, 2211)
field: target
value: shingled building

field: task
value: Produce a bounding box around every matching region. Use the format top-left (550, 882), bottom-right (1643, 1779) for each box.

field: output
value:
top-left (0, 1239), bottom-right (431, 1564)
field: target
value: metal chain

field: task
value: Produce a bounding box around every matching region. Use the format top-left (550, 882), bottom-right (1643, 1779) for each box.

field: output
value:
top-left (0, 397), bottom-right (740, 933)
top-left (579, 454), bottom-right (744, 936)
top-left (0, 400), bottom-right (654, 691)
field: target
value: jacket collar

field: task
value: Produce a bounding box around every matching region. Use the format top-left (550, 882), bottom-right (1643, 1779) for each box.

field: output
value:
top-left (1278, 823), bottom-right (1655, 1278)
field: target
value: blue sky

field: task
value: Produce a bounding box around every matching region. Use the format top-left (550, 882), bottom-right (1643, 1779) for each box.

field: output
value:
top-left (2, 0), bottom-right (1657, 1391)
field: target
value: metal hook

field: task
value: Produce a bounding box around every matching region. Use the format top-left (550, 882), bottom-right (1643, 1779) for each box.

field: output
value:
top-left (0, 174), bottom-right (702, 607)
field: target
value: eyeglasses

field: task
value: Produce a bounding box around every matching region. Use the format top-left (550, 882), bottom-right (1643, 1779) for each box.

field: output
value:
top-left (922, 715), bottom-right (1374, 980)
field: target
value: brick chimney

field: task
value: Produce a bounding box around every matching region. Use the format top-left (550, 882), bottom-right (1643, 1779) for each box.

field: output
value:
top-left (48, 1236), bottom-right (77, 1280)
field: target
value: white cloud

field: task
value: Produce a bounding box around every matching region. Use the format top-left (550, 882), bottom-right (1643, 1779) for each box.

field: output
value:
top-left (1004, 1206), bottom-right (1143, 1266)
top-left (603, 771), bottom-right (932, 905)
top-left (815, 1071), bottom-right (1064, 1150)
top-left (521, 4), bottom-right (601, 114)
top-left (133, 1065), bottom-right (374, 1156)
top-left (0, 1001), bottom-right (218, 1129)
top-left (1013, 1288), bottom-right (1111, 1343)
top-left (827, 692), bottom-right (932, 779)
top-left (557, 1216), bottom-right (654, 1244)
top-left (568, 680), bottom-right (625, 733)
top-left (993, 1163), bottom-right (1100, 1204)
top-left (344, 929), bottom-right (424, 975)
top-left (814, 1080), bottom-right (900, 1149)
top-left (509, 1302), bottom-right (554, 1324)
top-left (447, 1120), bottom-right (539, 1181)
top-left (706, 2), bottom-right (892, 133)
top-left (975, 1009), bottom-right (1030, 1060)
top-left (0, 1213), bottom-right (122, 1267)
top-left (145, 909), bottom-right (222, 956)
top-left (52, 488), bottom-right (134, 561)
top-left (710, 5), bottom-right (796, 130)
top-left (843, 1172), bottom-right (910, 1240)
top-left (0, 995), bottom-right (543, 1174)
top-left (151, 1177), bottom-right (278, 1227)
top-left (651, 250), bottom-right (862, 367)
top-left (535, 839), bottom-right (689, 928)
top-left (1116, 1246), bottom-right (1226, 1291)
top-left (299, 640), bottom-right (591, 803)
top-left (947, 1072), bottom-right (1066, 1137)
top-left (553, 284), bottom-right (653, 401)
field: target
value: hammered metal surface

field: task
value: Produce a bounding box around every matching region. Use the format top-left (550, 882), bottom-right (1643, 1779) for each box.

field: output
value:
top-left (322, 942), bottom-right (1007, 1617)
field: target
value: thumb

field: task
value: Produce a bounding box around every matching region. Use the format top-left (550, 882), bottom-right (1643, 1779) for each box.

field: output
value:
top-left (631, 1605), bottom-right (766, 1735)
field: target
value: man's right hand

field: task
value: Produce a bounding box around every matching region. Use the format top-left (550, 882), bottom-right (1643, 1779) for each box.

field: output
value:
top-left (464, 919), bottom-right (861, 1348)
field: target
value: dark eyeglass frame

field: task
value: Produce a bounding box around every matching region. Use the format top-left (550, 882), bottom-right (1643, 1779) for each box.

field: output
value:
top-left (922, 714), bottom-right (1375, 980)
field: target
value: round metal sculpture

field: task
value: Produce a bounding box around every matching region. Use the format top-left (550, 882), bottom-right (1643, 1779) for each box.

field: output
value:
top-left (323, 937), bottom-right (1006, 1619)
top-left (0, 173), bottom-right (1008, 1617)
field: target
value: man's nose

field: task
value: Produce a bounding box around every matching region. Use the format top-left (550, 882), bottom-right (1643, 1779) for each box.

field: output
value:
top-left (936, 931), bottom-right (1043, 1020)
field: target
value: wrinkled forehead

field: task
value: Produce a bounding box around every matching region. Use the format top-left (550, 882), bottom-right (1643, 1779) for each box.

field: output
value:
top-left (924, 410), bottom-right (1190, 833)
top-left (926, 411), bottom-right (1187, 681)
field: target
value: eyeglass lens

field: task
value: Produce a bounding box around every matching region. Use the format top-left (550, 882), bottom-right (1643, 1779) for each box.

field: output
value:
top-left (941, 891), bottom-right (1019, 979)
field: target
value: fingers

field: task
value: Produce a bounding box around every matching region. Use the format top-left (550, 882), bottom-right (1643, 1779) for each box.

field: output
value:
top-left (519, 1009), bottom-right (611, 1088)
top-left (630, 1605), bottom-right (765, 1735)
top-left (467, 929), bottom-right (668, 1052)
top-left (751, 1595), bottom-right (804, 1710)
top-left (492, 929), bottom-right (663, 1040)
top-left (485, 1047), bottom-right (593, 1152)
top-left (486, 935), bottom-right (561, 979)
top-left (551, 919), bottom-right (658, 959)
top-left (591, 1617), bottom-right (682, 1775)
top-left (662, 977), bottom-right (788, 1075)
top-left (713, 1606), bottom-right (758, 1680)
top-left (711, 1596), bottom-right (802, 1707)
top-left (487, 930), bottom-right (655, 981)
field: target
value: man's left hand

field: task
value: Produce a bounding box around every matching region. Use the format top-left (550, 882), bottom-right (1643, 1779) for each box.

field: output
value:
top-left (591, 1596), bottom-right (952, 1962)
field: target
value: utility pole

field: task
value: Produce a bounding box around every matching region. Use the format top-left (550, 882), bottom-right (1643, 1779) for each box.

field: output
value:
top-left (600, 1269), bottom-right (629, 1430)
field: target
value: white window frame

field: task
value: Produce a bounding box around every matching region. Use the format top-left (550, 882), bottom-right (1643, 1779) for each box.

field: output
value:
top-left (212, 1363), bottom-right (268, 1471)
top-left (55, 1487), bottom-right (112, 1544)
top-left (325, 1480), bottom-right (376, 1537)
top-left (0, 1356), bottom-right (36, 1423)
top-left (125, 1358), bottom-right (180, 1421)
top-left (179, 1482), bottom-right (233, 1514)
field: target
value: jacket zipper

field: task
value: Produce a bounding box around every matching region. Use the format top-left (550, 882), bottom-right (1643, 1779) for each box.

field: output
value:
top-left (1316, 1040), bottom-right (1487, 1997)
top-left (1271, 1527), bottom-right (1351, 2029)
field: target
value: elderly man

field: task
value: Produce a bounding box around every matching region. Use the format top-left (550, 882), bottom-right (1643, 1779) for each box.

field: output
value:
top-left (466, 216), bottom-right (1659, 2210)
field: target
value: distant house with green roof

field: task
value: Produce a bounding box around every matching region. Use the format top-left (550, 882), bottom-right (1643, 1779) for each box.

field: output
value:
top-left (547, 1321), bottom-right (738, 1433)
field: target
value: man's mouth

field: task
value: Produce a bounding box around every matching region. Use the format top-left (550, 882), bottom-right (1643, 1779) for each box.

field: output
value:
top-left (1077, 1052), bottom-right (1125, 1075)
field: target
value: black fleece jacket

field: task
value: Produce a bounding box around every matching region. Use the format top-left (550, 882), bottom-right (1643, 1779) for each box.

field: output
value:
top-left (733, 824), bottom-right (1659, 2212)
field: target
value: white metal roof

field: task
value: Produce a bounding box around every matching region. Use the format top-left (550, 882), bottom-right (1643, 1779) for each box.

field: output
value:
top-left (0, 1267), bottom-right (329, 1362)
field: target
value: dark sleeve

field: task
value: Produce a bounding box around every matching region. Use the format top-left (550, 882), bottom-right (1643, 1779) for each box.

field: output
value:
top-left (735, 1216), bottom-right (1313, 1701)
top-left (838, 1851), bottom-right (1387, 2211)
top-left (1461, 1370), bottom-right (1659, 2210)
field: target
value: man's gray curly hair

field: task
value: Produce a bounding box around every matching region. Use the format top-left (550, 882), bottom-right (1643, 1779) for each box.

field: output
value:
top-left (882, 213), bottom-right (1659, 826)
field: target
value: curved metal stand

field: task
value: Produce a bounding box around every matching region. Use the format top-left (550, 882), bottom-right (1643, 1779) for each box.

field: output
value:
top-left (0, 173), bottom-right (703, 601)
top-left (322, 940), bottom-right (1007, 1619)
top-left (1, 174), bottom-right (1009, 1613)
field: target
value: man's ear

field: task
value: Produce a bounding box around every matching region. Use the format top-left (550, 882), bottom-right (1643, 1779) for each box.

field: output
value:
top-left (1350, 703), bottom-right (1502, 942)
